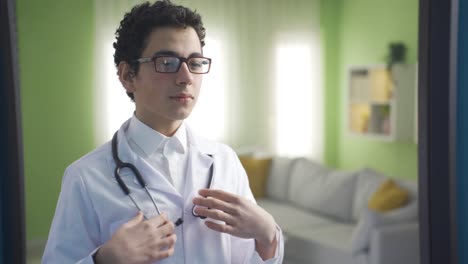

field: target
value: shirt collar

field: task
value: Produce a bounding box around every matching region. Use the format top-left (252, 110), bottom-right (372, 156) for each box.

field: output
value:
top-left (172, 122), bottom-right (187, 154)
top-left (127, 115), bottom-right (187, 157)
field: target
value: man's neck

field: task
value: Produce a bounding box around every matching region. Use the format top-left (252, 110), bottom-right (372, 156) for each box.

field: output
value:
top-left (134, 112), bottom-right (182, 137)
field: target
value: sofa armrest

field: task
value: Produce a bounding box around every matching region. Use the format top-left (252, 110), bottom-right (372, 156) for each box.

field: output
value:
top-left (368, 222), bottom-right (419, 264)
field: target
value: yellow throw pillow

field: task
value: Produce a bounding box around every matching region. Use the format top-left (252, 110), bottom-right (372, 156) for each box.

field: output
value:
top-left (368, 179), bottom-right (409, 212)
top-left (238, 156), bottom-right (272, 198)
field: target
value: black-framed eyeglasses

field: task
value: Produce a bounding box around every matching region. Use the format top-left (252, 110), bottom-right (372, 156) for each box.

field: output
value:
top-left (135, 55), bottom-right (212, 74)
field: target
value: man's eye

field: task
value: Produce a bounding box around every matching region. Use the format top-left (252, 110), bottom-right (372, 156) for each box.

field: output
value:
top-left (189, 61), bottom-right (202, 68)
top-left (162, 59), bottom-right (177, 66)
top-left (189, 59), bottom-right (209, 68)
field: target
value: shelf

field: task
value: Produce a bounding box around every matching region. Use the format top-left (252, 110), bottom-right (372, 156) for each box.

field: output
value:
top-left (346, 64), bottom-right (417, 142)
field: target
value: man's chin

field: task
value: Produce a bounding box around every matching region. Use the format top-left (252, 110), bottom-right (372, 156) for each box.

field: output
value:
top-left (171, 111), bottom-right (193, 121)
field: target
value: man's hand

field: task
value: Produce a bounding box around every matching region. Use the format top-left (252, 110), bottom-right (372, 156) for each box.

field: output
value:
top-left (192, 189), bottom-right (277, 260)
top-left (94, 212), bottom-right (177, 264)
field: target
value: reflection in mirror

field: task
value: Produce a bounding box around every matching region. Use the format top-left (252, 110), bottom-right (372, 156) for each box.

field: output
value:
top-left (18, 0), bottom-right (418, 263)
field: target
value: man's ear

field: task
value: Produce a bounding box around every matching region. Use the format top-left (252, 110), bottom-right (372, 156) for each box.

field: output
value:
top-left (118, 61), bottom-right (136, 93)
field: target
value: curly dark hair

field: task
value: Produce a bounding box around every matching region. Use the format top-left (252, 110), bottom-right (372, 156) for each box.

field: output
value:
top-left (113, 0), bottom-right (206, 100)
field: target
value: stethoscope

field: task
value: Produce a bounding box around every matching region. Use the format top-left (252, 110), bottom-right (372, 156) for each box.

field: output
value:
top-left (111, 131), bottom-right (214, 227)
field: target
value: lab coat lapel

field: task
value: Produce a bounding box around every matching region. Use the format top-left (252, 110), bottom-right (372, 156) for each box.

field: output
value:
top-left (187, 148), bottom-right (214, 192)
top-left (184, 126), bottom-right (217, 209)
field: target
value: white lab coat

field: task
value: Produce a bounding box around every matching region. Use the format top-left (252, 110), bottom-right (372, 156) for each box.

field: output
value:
top-left (43, 119), bottom-right (284, 264)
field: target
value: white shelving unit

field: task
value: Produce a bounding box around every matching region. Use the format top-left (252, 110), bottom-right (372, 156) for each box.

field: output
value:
top-left (346, 64), bottom-right (417, 142)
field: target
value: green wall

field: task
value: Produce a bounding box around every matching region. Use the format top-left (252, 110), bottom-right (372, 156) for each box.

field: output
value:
top-left (322, 0), bottom-right (342, 167)
top-left (17, 0), bottom-right (95, 240)
top-left (322, 0), bottom-right (418, 179)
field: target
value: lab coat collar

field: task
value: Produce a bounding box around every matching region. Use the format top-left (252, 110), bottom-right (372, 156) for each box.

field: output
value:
top-left (114, 119), bottom-right (137, 164)
top-left (185, 125), bottom-right (218, 156)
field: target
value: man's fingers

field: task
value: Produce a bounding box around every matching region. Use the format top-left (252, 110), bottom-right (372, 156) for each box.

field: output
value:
top-left (146, 213), bottom-right (169, 228)
top-left (124, 211), bottom-right (144, 227)
top-left (205, 221), bottom-right (235, 235)
top-left (150, 246), bottom-right (175, 261)
top-left (198, 189), bottom-right (241, 204)
top-left (193, 196), bottom-right (237, 215)
top-left (141, 218), bottom-right (175, 239)
top-left (158, 234), bottom-right (177, 249)
top-left (159, 221), bottom-right (176, 236)
top-left (194, 207), bottom-right (234, 224)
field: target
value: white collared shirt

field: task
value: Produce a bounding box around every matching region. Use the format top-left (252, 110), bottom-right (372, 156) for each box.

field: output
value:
top-left (126, 115), bottom-right (189, 195)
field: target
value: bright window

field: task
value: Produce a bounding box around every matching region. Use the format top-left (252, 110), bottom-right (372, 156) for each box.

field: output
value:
top-left (274, 42), bottom-right (323, 159)
top-left (101, 41), bottom-right (134, 141)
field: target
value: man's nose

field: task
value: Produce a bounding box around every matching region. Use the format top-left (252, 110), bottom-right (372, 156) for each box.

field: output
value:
top-left (175, 62), bottom-right (194, 86)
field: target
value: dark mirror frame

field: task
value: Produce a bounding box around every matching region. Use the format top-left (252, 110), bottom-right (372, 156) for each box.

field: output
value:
top-left (0, 0), bottom-right (460, 263)
top-left (0, 0), bottom-right (26, 263)
top-left (418, 0), bottom-right (459, 263)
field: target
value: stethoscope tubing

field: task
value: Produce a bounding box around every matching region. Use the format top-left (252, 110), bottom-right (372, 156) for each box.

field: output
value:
top-left (111, 131), bottom-right (213, 225)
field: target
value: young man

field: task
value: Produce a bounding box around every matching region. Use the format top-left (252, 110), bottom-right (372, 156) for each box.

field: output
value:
top-left (42, 1), bottom-right (284, 263)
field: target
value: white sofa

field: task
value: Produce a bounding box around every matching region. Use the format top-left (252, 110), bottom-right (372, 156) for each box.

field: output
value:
top-left (256, 157), bottom-right (420, 264)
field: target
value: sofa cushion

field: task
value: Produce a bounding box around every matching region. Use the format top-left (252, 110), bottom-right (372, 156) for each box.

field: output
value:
top-left (265, 157), bottom-right (296, 201)
top-left (351, 200), bottom-right (419, 254)
top-left (287, 158), bottom-right (357, 222)
top-left (257, 198), bottom-right (332, 230)
top-left (238, 156), bottom-right (272, 198)
top-left (352, 168), bottom-right (387, 222)
top-left (284, 223), bottom-right (359, 264)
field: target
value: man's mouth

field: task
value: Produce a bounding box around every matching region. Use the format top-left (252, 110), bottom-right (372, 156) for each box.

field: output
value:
top-left (170, 94), bottom-right (194, 103)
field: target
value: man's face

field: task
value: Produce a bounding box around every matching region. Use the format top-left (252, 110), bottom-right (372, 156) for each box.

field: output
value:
top-left (129, 26), bottom-right (203, 130)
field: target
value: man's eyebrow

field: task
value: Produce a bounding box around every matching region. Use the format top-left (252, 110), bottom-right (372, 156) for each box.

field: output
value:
top-left (152, 50), bottom-right (204, 58)
top-left (189, 52), bottom-right (203, 58)
top-left (153, 50), bottom-right (178, 57)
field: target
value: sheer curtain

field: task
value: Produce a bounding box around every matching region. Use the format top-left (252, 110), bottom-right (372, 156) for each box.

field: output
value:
top-left (93, 0), bottom-right (323, 160)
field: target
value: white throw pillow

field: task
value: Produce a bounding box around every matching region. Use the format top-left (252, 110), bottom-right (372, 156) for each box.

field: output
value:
top-left (287, 158), bottom-right (357, 221)
top-left (351, 201), bottom-right (419, 254)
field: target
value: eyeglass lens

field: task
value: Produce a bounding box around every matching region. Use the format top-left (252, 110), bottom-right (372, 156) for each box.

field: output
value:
top-left (154, 56), bottom-right (211, 74)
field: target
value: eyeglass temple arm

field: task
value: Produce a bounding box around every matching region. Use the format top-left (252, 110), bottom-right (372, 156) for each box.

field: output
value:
top-left (135, 58), bottom-right (152, 63)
